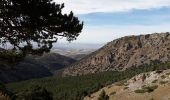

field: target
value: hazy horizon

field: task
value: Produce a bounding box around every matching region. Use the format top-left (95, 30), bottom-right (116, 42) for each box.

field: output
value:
top-left (55, 0), bottom-right (170, 44)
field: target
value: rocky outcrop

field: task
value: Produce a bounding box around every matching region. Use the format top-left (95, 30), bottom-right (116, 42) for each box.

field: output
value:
top-left (63, 33), bottom-right (170, 76)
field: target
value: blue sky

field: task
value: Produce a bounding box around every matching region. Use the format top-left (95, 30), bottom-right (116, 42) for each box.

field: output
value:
top-left (55, 0), bottom-right (170, 44)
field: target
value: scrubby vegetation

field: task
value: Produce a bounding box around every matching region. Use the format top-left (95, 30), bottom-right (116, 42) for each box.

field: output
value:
top-left (124, 87), bottom-right (129, 90)
top-left (152, 80), bottom-right (158, 83)
top-left (159, 81), bottom-right (168, 84)
top-left (134, 85), bottom-right (158, 93)
top-left (16, 85), bottom-right (53, 100)
top-left (98, 90), bottom-right (109, 100)
top-left (161, 75), bottom-right (166, 79)
top-left (0, 83), bottom-right (52, 100)
top-left (134, 89), bottom-right (146, 93)
top-left (166, 72), bottom-right (170, 75)
top-left (109, 91), bottom-right (116, 95)
top-left (6, 61), bottom-right (170, 100)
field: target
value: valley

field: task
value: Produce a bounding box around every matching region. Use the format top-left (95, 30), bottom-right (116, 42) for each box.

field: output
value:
top-left (0, 43), bottom-right (99, 83)
top-left (1, 0), bottom-right (170, 100)
top-left (2, 33), bottom-right (170, 100)
top-left (6, 60), bottom-right (170, 100)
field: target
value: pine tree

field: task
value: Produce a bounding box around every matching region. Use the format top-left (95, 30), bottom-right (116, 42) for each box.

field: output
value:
top-left (0, 0), bottom-right (83, 64)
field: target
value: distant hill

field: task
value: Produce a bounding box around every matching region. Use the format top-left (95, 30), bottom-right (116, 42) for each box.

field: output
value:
top-left (34, 53), bottom-right (76, 73)
top-left (63, 33), bottom-right (170, 76)
top-left (53, 48), bottom-right (96, 60)
top-left (0, 53), bottom-right (76, 83)
top-left (52, 43), bottom-right (102, 60)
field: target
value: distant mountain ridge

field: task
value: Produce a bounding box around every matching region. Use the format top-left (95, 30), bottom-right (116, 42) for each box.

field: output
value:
top-left (63, 33), bottom-right (170, 76)
top-left (53, 48), bottom-right (96, 60)
top-left (34, 53), bottom-right (76, 72)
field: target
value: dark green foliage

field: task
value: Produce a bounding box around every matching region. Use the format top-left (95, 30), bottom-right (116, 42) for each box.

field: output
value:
top-left (0, 51), bottom-right (25, 66)
top-left (159, 81), bottom-right (168, 84)
top-left (0, 0), bottom-right (83, 64)
top-left (143, 85), bottom-right (158, 93)
top-left (0, 82), bottom-right (16, 100)
top-left (134, 85), bottom-right (158, 93)
top-left (134, 89), bottom-right (146, 93)
top-left (98, 90), bottom-right (109, 100)
top-left (161, 75), bottom-right (166, 79)
top-left (16, 85), bottom-right (53, 100)
top-left (152, 80), bottom-right (158, 83)
top-left (0, 82), bottom-right (6, 91)
top-left (166, 72), bottom-right (170, 75)
top-left (7, 61), bottom-right (170, 100)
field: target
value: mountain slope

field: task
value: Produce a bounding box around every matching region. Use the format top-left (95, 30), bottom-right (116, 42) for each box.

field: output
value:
top-left (0, 53), bottom-right (76, 83)
top-left (63, 33), bottom-right (170, 76)
top-left (33, 53), bottom-right (76, 73)
top-left (84, 69), bottom-right (170, 100)
top-left (7, 60), bottom-right (170, 100)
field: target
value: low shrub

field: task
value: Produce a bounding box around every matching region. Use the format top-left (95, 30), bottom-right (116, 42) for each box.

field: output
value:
top-left (134, 85), bottom-right (158, 93)
top-left (152, 80), bottom-right (158, 83)
top-left (159, 81), bottom-right (168, 84)
top-left (166, 72), bottom-right (170, 75)
top-left (98, 90), bottom-right (109, 100)
top-left (134, 89), bottom-right (146, 93)
top-left (161, 75), bottom-right (166, 79)
top-left (124, 87), bottom-right (129, 90)
top-left (109, 91), bottom-right (116, 95)
top-left (143, 85), bottom-right (158, 93)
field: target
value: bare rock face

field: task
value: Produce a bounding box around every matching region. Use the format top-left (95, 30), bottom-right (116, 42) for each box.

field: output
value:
top-left (63, 33), bottom-right (170, 76)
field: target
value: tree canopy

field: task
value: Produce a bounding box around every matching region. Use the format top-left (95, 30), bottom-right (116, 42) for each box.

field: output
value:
top-left (0, 0), bottom-right (83, 64)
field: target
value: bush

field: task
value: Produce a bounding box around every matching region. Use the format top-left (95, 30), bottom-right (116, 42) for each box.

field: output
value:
top-left (134, 85), bottom-right (158, 93)
top-left (161, 75), bottom-right (166, 79)
top-left (166, 72), bottom-right (170, 75)
top-left (109, 91), bottom-right (116, 95)
top-left (134, 89), bottom-right (146, 93)
top-left (124, 87), bottom-right (129, 90)
top-left (159, 81), bottom-right (168, 84)
top-left (98, 90), bottom-right (109, 100)
top-left (143, 85), bottom-right (158, 93)
top-left (152, 80), bottom-right (158, 83)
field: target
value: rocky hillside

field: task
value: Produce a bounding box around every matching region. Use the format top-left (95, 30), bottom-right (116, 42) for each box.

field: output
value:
top-left (63, 33), bottom-right (170, 76)
top-left (84, 69), bottom-right (170, 100)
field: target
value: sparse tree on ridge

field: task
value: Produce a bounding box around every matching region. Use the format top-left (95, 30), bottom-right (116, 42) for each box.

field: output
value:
top-left (0, 0), bottom-right (83, 64)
